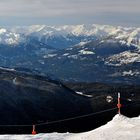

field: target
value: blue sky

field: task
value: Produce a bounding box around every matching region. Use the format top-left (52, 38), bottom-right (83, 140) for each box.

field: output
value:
top-left (0, 0), bottom-right (140, 27)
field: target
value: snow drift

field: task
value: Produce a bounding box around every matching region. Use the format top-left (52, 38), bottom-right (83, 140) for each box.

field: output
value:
top-left (0, 114), bottom-right (139, 140)
top-left (67, 114), bottom-right (140, 140)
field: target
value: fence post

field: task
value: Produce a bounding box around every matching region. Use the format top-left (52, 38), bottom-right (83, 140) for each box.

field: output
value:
top-left (32, 125), bottom-right (37, 135)
top-left (117, 92), bottom-right (122, 115)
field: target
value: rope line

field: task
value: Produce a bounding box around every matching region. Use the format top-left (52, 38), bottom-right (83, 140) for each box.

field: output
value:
top-left (0, 107), bottom-right (118, 127)
top-left (36, 101), bottom-right (140, 126)
top-left (0, 102), bottom-right (139, 127)
top-left (36, 107), bottom-right (118, 126)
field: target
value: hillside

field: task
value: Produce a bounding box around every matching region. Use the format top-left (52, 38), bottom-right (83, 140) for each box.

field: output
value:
top-left (0, 67), bottom-right (93, 133)
top-left (0, 68), bottom-right (139, 134)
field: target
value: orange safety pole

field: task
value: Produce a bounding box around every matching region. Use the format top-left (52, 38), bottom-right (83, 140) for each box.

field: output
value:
top-left (117, 92), bottom-right (122, 115)
top-left (32, 125), bottom-right (37, 135)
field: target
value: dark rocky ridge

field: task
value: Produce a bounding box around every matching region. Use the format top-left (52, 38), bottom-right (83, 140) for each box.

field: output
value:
top-left (0, 68), bottom-right (93, 133)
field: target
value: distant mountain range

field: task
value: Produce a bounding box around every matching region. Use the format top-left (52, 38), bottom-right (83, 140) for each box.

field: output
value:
top-left (1, 24), bottom-right (140, 48)
top-left (0, 24), bottom-right (140, 83)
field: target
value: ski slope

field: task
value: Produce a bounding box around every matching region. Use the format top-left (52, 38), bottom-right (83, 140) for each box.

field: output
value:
top-left (0, 114), bottom-right (139, 140)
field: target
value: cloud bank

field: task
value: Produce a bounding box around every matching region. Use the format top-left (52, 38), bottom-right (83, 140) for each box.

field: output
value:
top-left (0, 0), bottom-right (140, 26)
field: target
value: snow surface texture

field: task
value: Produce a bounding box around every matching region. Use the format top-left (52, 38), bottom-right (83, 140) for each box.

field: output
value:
top-left (105, 51), bottom-right (140, 66)
top-left (0, 114), bottom-right (139, 140)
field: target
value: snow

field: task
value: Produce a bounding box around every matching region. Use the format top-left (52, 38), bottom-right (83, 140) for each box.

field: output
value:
top-left (122, 70), bottom-right (140, 76)
top-left (63, 53), bottom-right (69, 56)
top-left (68, 55), bottom-right (78, 59)
top-left (106, 96), bottom-right (113, 103)
top-left (13, 77), bottom-right (17, 85)
top-left (0, 24), bottom-right (140, 48)
top-left (106, 51), bottom-right (140, 66)
top-left (76, 91), bottom-right (93, 97)
top-left (66, 48), bottom-right (73, 51)
top-left (0, 28), bottom-right (7, 34)
top-left (43, 54), bottom-right (57, 58)
top-left (79, 50), bottom-right (95, 55)
top-left (77, 41), bottom-right (88, 46)
top-left (23, 24), bottom-right (139, 48)
top-left (38, 60), bottom-right (45, 65)
top-left (67, 114), bottom-right (140, 140)
top-left (0, 67), bottom-right (15, 71)
top-left (0, 115), bottom-right (139, 140)
top-left (0, 27), bottom-right (21, 45)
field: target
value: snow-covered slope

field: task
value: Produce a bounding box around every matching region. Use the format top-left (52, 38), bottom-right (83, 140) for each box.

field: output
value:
top-left (0, 28), bottom-right (20, 45)
top-left (105, 50), bottom-right (140, 66)
top-left (67, 114), bottom-right (140, 140)
top-left (0, 114), bottom-right (139, 140)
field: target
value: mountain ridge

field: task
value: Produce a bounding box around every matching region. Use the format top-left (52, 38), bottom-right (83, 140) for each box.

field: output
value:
top-left (0, 24), bottom-right (140, 49)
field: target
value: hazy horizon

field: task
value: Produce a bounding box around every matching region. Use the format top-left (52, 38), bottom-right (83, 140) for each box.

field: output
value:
top-left (0, 0), bottom-right (139, 27)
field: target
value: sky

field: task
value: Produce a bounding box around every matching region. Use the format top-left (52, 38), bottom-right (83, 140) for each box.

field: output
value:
top-left (0, 0), bottom-right (140, 27)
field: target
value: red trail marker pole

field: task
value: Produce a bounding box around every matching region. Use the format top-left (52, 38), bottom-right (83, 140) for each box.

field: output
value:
top-left (32, 125), bottom-right (37, 135)
top-left (117, 92), bottom-right (122, 115)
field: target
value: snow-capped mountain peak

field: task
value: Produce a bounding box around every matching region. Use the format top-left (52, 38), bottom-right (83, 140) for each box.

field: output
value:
top-left (13, 24), bottom-right (140, 47)
top-left (0, 24), bottom-right (140, 48)
top-left (0, 27), bottom-right (20, 45)
top-left (0, 28), bottom-right (7, 34)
